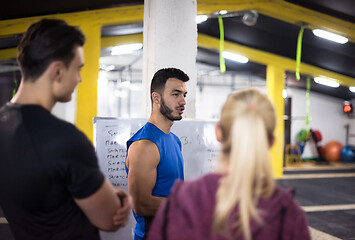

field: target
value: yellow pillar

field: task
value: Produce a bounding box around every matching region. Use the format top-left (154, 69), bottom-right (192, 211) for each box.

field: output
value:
top-left (266, 64), bottom-right (285, 179)
top-left (76, 23), bottom-right (101, 142)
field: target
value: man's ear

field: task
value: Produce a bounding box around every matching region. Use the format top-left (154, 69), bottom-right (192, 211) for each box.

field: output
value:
top-left (215, 124), bottom-right (223, 143)
top-left (151, 92), bottom-right (161, 104)
top-left (49, 61), bottom-right (64, 82)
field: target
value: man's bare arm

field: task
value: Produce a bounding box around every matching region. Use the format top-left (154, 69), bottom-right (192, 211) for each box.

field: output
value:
top-left (74, 179), bottom-right (123, 231)
top-left (126, 140), bottom-right (165, 216)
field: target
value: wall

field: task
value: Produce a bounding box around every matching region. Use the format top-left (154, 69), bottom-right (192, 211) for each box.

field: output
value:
top-left (196, 73), bottom-right (267, 120)
top-left (56, 69), bottom-right (355, 153)
top-left (346, 99), bottom-right (355, 146)
top-left (288, 87), bottom-right (353, 157)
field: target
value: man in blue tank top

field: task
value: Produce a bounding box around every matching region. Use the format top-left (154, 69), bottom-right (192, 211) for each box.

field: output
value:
top-left (125, 68), bottom-right (189, 240)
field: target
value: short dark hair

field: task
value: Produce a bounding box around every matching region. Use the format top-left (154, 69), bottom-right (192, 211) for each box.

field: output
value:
top-left (17, 19), bottom-right (85, 81)
top-left (150, 68), bottom-right (189, 102)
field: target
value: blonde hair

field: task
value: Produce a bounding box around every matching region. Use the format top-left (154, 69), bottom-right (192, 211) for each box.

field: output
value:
top-left (213, 88), bottom-right (276, 240)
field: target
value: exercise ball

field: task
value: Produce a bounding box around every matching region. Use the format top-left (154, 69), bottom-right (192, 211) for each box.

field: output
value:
top-left (340, 145), bottom-right (355, 163)
top-left (324, 141), bottom-right (342, 162)
top-left (297, 129), bottom-right (309, 142)
top-left (313, 129), bottom-right (322, 142)
top-left (317, 145), bottom-right (325, 157)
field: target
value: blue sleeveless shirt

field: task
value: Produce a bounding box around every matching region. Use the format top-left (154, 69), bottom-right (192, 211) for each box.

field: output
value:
top-left (125, 122), bottom-right (184, 239)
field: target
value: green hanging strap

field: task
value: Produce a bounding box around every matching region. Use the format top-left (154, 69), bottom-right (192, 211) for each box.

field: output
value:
top-left (295, 26), bottom-right (304, 80)
top-left (218, 15), bottom-right (226, 73)
top-left (304, 76), bottom-right (311, 130)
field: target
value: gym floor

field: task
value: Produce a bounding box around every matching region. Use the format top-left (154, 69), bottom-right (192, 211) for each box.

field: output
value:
top-left (1, 163), bottom-right (355, 240)
top-left (278, 162), bottom-right (355, 240)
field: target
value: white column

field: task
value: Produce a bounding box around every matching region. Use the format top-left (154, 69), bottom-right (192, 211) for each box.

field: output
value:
top-left (142, 0), bottom-right (197, 118)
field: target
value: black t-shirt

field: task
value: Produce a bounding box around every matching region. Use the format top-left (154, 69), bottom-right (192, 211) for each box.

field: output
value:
top-left (0, 103), bottom-right (105, 240)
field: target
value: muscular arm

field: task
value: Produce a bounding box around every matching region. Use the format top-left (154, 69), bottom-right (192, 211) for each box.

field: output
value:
top-left (126, 139), bottom-right (165, 216)
top-left (74, 178), bottom-right (123, 231)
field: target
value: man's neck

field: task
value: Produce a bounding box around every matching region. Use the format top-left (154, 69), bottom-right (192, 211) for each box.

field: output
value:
top-left (148, 111), bottom-right (174, 134)
top-left (11, 78), bottom-right (55, 111)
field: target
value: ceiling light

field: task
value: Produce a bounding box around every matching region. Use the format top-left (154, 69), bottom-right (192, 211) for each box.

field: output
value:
top-left (196, 15), bottom-right (208, 24)
top-left (219, 10), bottom-right (228, 15)
top-left (312, 29), bottom-right (348, 44)
top-left (350, 86), bottom-right (355, 93)
top-left (222, 51), bottom-right (249, 63)
top-left (282, 89), bottom-right (288, 99)
top-left (314, 77), bottom-right (340, 88)
top-left (105, 65), bottom-right (115, 72)
top-left (111, 43), bottom-right (143, 55)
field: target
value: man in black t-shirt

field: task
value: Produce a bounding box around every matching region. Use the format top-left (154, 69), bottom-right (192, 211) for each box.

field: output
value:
top-left (0, 19), bottom-right (132, 240)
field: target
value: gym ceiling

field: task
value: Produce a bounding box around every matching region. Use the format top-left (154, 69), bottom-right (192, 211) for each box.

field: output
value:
top-left (0, 0), bottom-right (354, 100)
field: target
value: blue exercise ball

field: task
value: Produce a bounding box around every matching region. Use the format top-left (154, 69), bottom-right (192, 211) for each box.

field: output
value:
top-left (340, 145), bottom-right (355, 162)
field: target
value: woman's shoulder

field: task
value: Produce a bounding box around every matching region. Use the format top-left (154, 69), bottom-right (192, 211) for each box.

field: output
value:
top-left (170, 173), bottom-right (222, 207)
top-left (174, 173), bottom-right (222, 193)
top-left (258, 185), bottom-right (306, 224)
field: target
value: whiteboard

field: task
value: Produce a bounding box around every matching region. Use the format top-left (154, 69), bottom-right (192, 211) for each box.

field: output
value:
top-left (93, 117), bottom-right (220, 240)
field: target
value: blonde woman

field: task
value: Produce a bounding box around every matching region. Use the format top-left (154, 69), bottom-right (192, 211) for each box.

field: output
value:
top-left (147, 89), bottom-right (310, 240)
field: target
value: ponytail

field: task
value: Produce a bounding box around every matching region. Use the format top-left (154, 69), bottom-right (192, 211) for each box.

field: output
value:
top-left (213, 89), bottom-right (276, 240)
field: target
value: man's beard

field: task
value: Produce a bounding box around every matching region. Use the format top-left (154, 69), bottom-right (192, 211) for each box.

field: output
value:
top-left (160, 97), bottom-right (182, 121)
